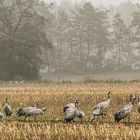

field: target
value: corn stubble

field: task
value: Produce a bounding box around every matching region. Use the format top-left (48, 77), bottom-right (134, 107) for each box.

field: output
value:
top-left (0, 82), bottom-right (140, 140)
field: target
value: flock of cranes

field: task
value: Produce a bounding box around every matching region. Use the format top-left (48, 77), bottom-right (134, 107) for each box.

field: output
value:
top-left (0, 92), bottom-right (139, 124)
top-left (64, 92), bottom-right (139, 123)
top-left (0, 99), bottom-right (46, 122)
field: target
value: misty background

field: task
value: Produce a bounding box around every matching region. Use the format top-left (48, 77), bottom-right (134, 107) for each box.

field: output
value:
top-left (0, 0), bottom-right (140, 81)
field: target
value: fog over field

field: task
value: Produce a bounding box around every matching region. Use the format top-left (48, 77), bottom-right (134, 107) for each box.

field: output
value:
top-left (0, 0), bottom-right (140, 81)
top-left (48, 0), bottom-right (140, 6)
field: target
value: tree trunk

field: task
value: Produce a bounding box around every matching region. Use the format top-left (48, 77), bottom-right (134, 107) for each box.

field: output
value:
top-left (59, 40), bottom-right (62, 71)
top-left (79, 29), bottom-right (83, 69)
top-left (70, 38), bottom-right (73, 67)
top-left (118, 39), bottom-right (121, 70)
top-left (86, 38), bottom-right (90, 68)
top-left (85, 28), bottom-right (90, 70)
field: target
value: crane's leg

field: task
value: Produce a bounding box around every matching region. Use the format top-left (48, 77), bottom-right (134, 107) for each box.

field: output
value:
top-left (33, 116), bottom-right (35, 122)
top-left (71, 118), bottom-right (75, 124)
top-left (128, 114), bottom-right (131, 123)
top-left (80, 117), bottom-right (83, 123)
top-left (24, 116), bottom-right (27, 121)
top-left (68, 119), bottom-right (72, 123)
top-left (28, 116), bottom-right (30, 122)
top-left (64, 118), bottom-right (70, 123)
top-left (104, 114), bottom-right (107, 123)
top-left (81, 118), bottom-right (82, 122)
top-left (5, 115), bottom-right (7, 121)
top-left (101, 115), bottom-right (105, 123)
top-left (0, 118), bottom-right (3, 123)
top-left (65, 118), bottom-right (70, 124)
top-left (90, 116), bottom-right (95, 124)
top-left (97, 116), bottom-right (101, 123)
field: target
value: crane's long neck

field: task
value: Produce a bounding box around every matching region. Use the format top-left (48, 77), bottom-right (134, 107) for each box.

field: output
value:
top-left (131, 98), bottom-right (135, 105)
top-left (5, 97), bottom-right (8, 104)
top-left (75, 102), bottom-right (77, 107)
top-left (108, 93), bottom-right (111, 99)
top-left (131, 101), bottom-right (134, 105)
top-left (75, 101), bottom-right (79, 107)
top-left (107, 94), bottom-right (111, 104)
top-left (36, 101), bottom-right (39, 108)
top-left (107, 98), bottom-right (111, 106)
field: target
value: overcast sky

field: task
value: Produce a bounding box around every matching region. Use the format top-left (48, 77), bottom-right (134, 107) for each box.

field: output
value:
top-left (92, 0), bottom-right (140, 6)
top-left (49, 0), bottom-right (140, 7)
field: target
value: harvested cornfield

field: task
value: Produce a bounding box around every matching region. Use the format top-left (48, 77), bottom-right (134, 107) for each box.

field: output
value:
top-left (0, 82), bottom-right (140, 140)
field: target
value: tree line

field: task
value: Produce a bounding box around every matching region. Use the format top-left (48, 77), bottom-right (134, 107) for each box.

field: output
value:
top-left (43, 1), bottom-right (140, 75)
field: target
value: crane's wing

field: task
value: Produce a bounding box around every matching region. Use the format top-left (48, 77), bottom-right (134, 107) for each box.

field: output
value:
top-left (92, 101), bottom-right (107, 111)
top-left (63, 103), bottom-right (75, 113)
top-left (118, 107), bottom-right (131, 119)
top-left (65, 108), bottom-right (76, 120)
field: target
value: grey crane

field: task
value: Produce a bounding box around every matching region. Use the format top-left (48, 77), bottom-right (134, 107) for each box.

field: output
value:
top-left (92, 92), bottom-right (111, 110)
top-left (90, 92), bottom-right (112, 123)
top-left (76, 110), bottom-right (85, 122)
top-left (114, 95), bottom-right (136, 123)
top-left (17, 100), bottom-right (39, 117)
top-left (17, 101), bottom-right (46, 121)
top-left (17, 107), bottom-right (36, 117)
top-left (17, 107), bottom-right (46, 121)
top-left (17, 107), bottom-right (35, 121)
top-left (64, 107), bottom-right (77, 123)
top-left (26, 108), bottom-right (46, 117)
top-left (90, 106), bottom-right (106, 123)
top-left (3, 97), bottom-right (12, 117)
top-left (63, 99), bottom-right (80, 113)
top-left (19, 81), bottom-right (25, 84)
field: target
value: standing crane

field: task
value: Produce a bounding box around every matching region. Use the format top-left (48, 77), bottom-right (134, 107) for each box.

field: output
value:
top-left (3, 97), bottom-right (12, 118)
top-left (114, 95), bottom-right (136, 123)
top-left (76, 110), bottom-right (85, 122)
top-left (64, 107), bottom-right (77, 123)
top-left (63, 99), bottom-right (80, 113)
top-left (90, 92), bottom-right (112, 123)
